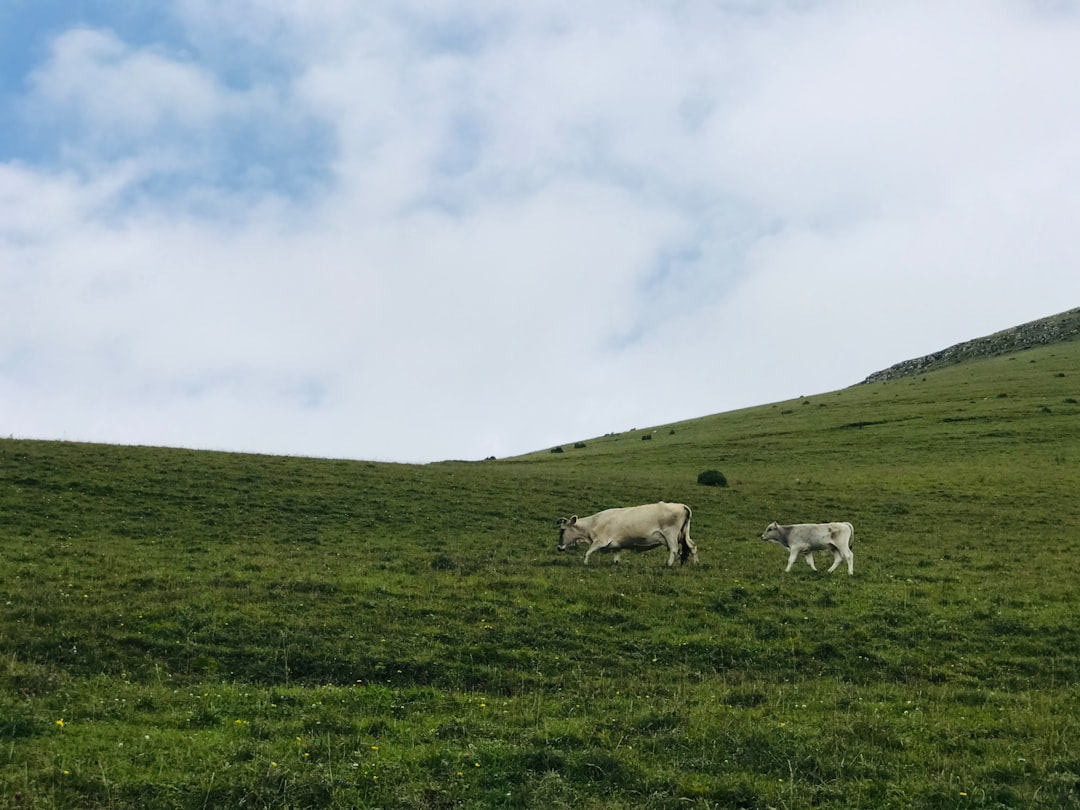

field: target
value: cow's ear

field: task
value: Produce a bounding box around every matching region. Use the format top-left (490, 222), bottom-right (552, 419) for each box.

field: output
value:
top-left (569, 515), bottom-right (578, 525)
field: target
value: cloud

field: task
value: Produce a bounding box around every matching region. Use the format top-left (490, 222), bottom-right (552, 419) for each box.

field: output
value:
top-left (708, 3), bottom-right (1080, 227)
top-left (18, 25), bottom-right (333, 206)
top-left (3, 2), bottom-right (1080, 461)
top-left (29, 29), bottom-right (228, 137)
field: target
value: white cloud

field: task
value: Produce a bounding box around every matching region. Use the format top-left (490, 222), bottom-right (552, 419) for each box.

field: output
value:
top-left (4, 1), bottom-right (1080, 461)
top-left (27, 29), bottom-right (227, 142)
top-left (19, 25), bottom-right (331, 206)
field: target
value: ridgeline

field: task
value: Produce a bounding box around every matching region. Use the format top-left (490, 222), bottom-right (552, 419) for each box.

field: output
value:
top-left (862, 306), bottom-right (1080, 384)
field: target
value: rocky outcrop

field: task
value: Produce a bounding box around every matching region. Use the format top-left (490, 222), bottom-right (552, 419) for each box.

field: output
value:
top-left (861, 307), bottom-right (1080, 384)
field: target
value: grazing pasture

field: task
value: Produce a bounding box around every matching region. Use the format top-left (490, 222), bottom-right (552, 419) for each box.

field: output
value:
top-left (2, 341), bottom-right (1079, 808)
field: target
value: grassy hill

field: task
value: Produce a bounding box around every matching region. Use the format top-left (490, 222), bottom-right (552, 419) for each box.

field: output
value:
top-left (2, 331), bottom-right (1080, 808)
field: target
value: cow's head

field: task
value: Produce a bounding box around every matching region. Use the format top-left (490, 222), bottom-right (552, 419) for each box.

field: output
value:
top-left (556, 516), bottom-right (588, 552)
top-left (760, 521), bottom-right (785, 545)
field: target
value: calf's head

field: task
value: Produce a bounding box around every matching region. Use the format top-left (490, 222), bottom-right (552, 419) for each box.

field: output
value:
top-left (760, 521), bottom-right (786, 546)
top-left (556, 516), bottom-right (588, 552)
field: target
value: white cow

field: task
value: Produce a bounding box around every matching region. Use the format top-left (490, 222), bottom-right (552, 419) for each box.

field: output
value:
top-left (760, 521), bottom-right (855, 575)
top-left (557, 502), bottom-right (698, 566)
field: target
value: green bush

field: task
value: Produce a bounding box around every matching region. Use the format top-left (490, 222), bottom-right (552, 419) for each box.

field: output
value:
top-left (697, 469), bottom-right (728, 487)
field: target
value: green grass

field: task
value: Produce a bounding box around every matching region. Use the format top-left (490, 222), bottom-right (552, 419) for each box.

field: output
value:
top-left (2, 342), bottom-right (1080, 808)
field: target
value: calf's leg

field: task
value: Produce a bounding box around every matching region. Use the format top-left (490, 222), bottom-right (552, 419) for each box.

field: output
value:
top-left (827, 548), bottom-right (843, 573)
top-left (785, 548), bottom-right (801, 572)
top-left (827, 543), bottom-right (854, 575)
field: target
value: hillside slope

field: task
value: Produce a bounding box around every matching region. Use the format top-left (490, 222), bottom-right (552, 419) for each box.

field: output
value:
top-left (2, 324), bottom-right (1080, 808)
top-left (862, 306), bottom-right (1080, 383)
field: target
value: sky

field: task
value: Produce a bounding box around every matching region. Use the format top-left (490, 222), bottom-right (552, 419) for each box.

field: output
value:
top-left (2, 1), bottom-right (1080, 463)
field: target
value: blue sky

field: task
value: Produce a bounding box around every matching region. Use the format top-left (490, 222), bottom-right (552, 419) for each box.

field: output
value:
top-left (3, 1), bottom-right (1080, 462)
top-left (1, 2), bottom-right (175, 150)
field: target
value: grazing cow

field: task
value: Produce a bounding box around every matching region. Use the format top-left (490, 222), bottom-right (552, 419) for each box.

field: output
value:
top-left (557, 502), bottom-right (698, 566)
top-left (760, 521), bottom-right (855, 575)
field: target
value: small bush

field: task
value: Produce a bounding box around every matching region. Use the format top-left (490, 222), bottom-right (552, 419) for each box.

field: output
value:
top-left (550, 446), bottom-right (564, 454)
top-left (641, 434), bottom-right (652, 441)
top-left (697, 469), bottom-right (728, 487)
top-left (431, 554), bottom-right (456, 571)
top-left (574, 442), bottom-right (587, 449)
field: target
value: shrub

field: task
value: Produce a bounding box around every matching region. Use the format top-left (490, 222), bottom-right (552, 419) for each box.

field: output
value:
top-left (697, 469), bottom-right (728, 487)
top-left (431, 554), bottom-right (456, 571)
top-left (641, 434), bottom-right (652, 441)
top-left (550, 446), bottom-right (564, 454)
top-left (574, 442), bottom-right (587, 449)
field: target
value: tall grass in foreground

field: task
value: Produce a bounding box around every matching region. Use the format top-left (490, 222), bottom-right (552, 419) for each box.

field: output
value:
top-left (2, 342), bottom-right (1079, 808)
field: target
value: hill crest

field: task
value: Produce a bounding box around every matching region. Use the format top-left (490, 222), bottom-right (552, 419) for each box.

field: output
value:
top-left (862, 306), bottom-right (1080, 384)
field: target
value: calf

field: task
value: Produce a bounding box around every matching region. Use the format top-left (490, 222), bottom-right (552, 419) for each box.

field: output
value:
top-left (760, 521), bottom-right (854, 575)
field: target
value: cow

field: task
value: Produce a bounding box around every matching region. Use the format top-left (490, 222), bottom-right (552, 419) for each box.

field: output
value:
top-left (760, 521), bottom-right (855, 575)
top-left (556, 502), bottom-right (698, 566)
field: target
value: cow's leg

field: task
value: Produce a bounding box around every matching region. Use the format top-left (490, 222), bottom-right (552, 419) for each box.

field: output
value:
top-left (843, 546), bottom-right (854, 575)
top-left (680, 508), bottom-right (699, 564)
top-left (585, 539), bottom-right (613, 565)
top-left (785, 548), bottom-right (801, 572)
top-left (653, 530), bottom-right (678, 567)
top-left (804, 551), bottom-right (818, 571)
top-left (681, 535), bottom-right (699, 565)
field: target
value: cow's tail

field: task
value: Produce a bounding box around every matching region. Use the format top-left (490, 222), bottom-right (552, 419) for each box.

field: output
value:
top-left (678, 505), bottom-right (697, 565)
top-left (847, 522), bottom-right (855, 547)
